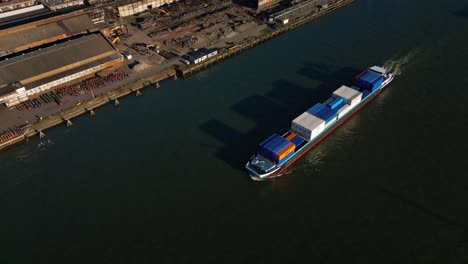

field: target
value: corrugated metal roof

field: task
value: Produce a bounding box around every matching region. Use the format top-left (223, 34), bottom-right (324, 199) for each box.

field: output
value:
top-left (0, 33), bottom-right (116, 86)
top-left (0, 14), bottom-right (95, 53)
top-left (23, 54), bottom-right (122, 90)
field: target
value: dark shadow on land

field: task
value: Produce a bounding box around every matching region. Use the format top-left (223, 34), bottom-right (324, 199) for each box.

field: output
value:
top-left (454, 6), bottom-right (468, 18)
top-left (232, 0), bottom-right (256, 9)
top-left (200, 64), bottom-right (360, 172)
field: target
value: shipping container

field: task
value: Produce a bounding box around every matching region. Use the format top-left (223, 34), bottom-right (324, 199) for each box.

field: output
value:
top-left (291, 112), bottom-right (325, 141)
top-left (289, 135), bottom-right (305, 147)
top-left (323, 97), bottom-right (334, 105)
top-left (333, 85), bottom-right (362, 106)
top-left (328, 97), bottom-right (343, 109)
top-left (259, 134), bottom-right (277, 147)
top-left (362, 89), bottom-right (371, 99)
top-left (313, 106), bottom-right (338, 123)
top-left (333, 101), bottom-right (345, 112)
top-left (277, 150), bottom-right (295, 166)
top-left (359, 70), bottom-right (382, 84)
top-left (259, 134), bottom-right (291, 162)
top-left (273, 140), bottom-right (291, 154)
top-left (285, 133), bottom-right (296, 141)
top-left (336, 103), bottom-right (351, 118)
top-left (357, 70), bottom-right (384, 92)
top-left (275, 142), bottom-right (295, 161)
top-left (306, 103), bottom-right (325, 115)
top-left (371, 78), bottom-right (383, 91)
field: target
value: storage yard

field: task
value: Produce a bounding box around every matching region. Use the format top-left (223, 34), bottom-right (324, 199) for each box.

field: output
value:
top-left (0, 0), bottom-right (354, 150)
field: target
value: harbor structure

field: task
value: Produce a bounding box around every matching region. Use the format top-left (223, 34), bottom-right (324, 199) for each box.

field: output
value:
top-left (117, 0), bottom-right (178, 17)
top-left (0, 33), bottom-right (123, 107)
top-left (0, 13), bottom-right (97, 56)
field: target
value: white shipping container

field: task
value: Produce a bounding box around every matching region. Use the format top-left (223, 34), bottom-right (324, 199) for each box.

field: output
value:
top-left (291, 112), bottom-right (325, 141)
top-left (332, 85), bottom-right (362, 106)
top-left (336, 103), bottom-right (351, 118)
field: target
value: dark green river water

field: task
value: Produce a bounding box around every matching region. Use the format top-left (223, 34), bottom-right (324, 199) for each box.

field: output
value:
top-left (1, 0), bottom-right (468, 263)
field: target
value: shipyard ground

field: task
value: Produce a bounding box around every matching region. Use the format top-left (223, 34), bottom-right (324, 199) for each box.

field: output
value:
top-left (0, 0), bottom-right (353, 150)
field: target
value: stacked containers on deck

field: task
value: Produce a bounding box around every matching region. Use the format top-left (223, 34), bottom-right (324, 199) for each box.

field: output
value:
top-left (306, 103), bottom-right (326, 115)
top-left (291, 111), bottom-right (325, 141)
top-left (336, 103), bottom-right (350, 118)
top-left (356, 70), bottom-right (384, 92)
top-left (362, 89), bottom-right (371, 99)
top-left (286, 133), bottom-right (305, 148)
top-left (306, 102), bottom-right (337, 125)
top-left (328, 97), bottom-right (344, 109)
top-left (332, 85), bottom-right (362, 106)
top-left (258, 134), bottom-right (295, 164)
top-left (332, 85), bottom-right (362, 118)
top-left (312, 105), bottom-right (338, 126)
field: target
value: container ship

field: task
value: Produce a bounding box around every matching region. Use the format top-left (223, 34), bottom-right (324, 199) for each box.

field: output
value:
top-left (245, 66), bottom-right (394, 180)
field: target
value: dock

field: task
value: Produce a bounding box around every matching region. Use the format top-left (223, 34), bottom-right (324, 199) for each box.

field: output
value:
top-left (178, 0), bottom-right (354, 77)
top-left (0, 0), bottom-right (353, 151)
top-left (0, 67), bottom-right (176, 150)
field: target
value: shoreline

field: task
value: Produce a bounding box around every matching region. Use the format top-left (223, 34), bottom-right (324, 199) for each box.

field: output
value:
top-left (0, 0), bottom-right (354, 151)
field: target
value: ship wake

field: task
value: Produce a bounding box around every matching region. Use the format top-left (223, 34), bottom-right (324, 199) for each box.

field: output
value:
top-left (384, 49), bottom-right (419, 76)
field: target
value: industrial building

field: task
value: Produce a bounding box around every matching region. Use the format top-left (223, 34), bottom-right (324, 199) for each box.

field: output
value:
top-left (0, 13), bottom-right (97, 56)
top-left (0, 33), bottom-right (123, 107)
top-left (257, 0), bottom-right (280, 10)
top-left (0, 0), bottom-right (36, 13)
top-left (235, 0), bottom-right (281, 10)
top-left (185, 48), bottom-right (218, 64)
top-left (38, 0), bottom-right (84, 11)
top-left (117, 0), bottom-right (177, 17)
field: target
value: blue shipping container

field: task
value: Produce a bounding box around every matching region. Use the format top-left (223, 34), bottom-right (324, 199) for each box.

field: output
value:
top-left (370, 77), bottom-right (383, 91)
top-left (333, 101), bottom-right (346, 112)
top-left (362, 89), bottom-right (371, 99)
top-left (289, 135), bottom-right (305, 147)
top-left (328, 97), bottom-right (344, 109)
top-left (273, 140), bottom-right (291, 154)
top-left (263, 135), bottom-right (284, 150)
top-left (359, 70), bottom-right (382, 84)
top-left (313, 106), bottom-right (338, 123)
top-left (277, 150), bottom-right (295, 166)
top-left (259, 134), bottom-right (277, 147)
top-left (356, 80), bottom-right (371, 91)
top-left (307, 103), bottom-right (326, 115)
top-left (259, 135), bottom-right (291, 162)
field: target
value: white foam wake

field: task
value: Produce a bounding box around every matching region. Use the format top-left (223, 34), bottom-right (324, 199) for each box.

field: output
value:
top-left (384, 49), bottom-right (419, 76)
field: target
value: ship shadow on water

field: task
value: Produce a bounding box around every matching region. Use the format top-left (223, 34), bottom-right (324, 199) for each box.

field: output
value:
top-left (454, 6), bottom-right (468, 18)
top-left (200, 64), bottom-right (360, 173)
